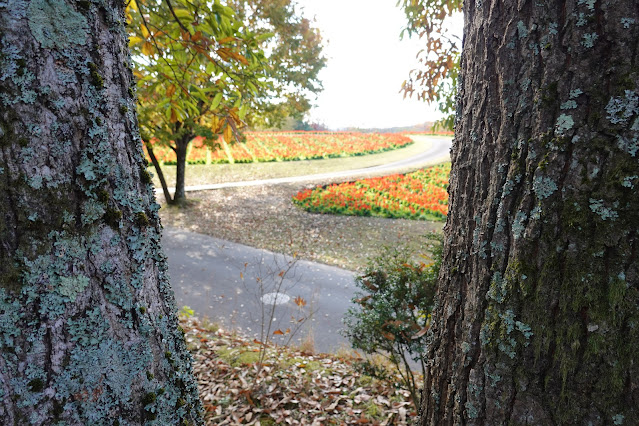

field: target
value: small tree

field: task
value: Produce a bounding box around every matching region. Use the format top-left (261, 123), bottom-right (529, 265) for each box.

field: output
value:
top-left (127, 0), bottom-right (267, 205)
top-left (342, 234), bottom-right (442, 407)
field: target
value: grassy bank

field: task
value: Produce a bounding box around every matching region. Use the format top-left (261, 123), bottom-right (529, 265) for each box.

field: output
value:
top-left (159, 184), bottom-right (442, 272)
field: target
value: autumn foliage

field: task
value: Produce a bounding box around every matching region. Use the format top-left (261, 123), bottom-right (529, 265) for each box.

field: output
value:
top-left (292, 163), bottom-right (451, 221)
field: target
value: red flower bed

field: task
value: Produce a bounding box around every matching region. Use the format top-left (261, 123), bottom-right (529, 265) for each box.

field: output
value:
top-left (143, 132), bottom-right (413, 164)
top-left (292, 163), bottom-right (451, 221)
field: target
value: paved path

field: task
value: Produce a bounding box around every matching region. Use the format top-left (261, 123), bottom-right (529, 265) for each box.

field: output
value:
top-left (165, 227), bottom-right (357, 353)
top-left (164, 136), bottom-right (452, 353)
top-left (180, 135), bottom-right (452, 192)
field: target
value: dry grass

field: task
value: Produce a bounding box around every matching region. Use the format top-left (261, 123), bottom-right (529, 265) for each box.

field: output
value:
top-left (159, 182), bottom-right (442, 272)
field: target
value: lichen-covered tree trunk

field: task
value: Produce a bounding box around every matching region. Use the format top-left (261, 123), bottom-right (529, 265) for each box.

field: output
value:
top-left (0, 1), bottom-right (202, 424)
top-left (420, 1), bottom-right (638, 424)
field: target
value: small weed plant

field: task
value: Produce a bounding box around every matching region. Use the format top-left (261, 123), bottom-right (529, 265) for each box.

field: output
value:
top-left (342, 233), bottom-right (442, 407)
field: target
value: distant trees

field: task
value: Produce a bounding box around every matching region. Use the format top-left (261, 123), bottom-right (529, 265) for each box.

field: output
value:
top-left (397, 0), bottom-right (461, 130)
top-left (420, 2), bottom-right (638, 424)
top-left (229, 0), bottom-right (327, 129)
top-left (0, 2), bottom-right (201, 423)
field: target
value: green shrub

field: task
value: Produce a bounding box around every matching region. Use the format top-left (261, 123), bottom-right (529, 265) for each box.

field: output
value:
top-left (341, 233), bottom-right (442, 407)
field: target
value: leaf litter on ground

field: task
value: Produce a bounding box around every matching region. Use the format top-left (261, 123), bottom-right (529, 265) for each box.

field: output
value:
top-left (182, 316), bottom-right (419, 425)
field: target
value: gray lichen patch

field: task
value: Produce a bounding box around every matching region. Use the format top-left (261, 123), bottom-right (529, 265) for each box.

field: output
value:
top-left (27, 0), bottom-right (88, 49)
top-left (57, 275), bottom-right (89, 301)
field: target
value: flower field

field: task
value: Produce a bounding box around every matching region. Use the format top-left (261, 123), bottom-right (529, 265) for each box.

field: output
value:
top-left (144, 131), bottom-right (413, 164)
top-left (292, 163), bottom-right (451, 221)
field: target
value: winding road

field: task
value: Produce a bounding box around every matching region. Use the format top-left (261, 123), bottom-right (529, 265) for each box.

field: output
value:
top-left (180, 135), bottom-right (452, 192)
top-left (164, 135), bottom-right (452, 353)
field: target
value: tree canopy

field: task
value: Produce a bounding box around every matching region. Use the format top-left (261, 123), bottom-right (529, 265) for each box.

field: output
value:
top-left (229, 0), bottom-right (327, 128)
top-left (397, 0), bottom-right (461, 130)
top-left (127, 0), bottom-right (325, 204)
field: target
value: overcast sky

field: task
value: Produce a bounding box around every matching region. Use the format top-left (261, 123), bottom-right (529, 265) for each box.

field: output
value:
top-left (295, 0), bottom-right (463, 130)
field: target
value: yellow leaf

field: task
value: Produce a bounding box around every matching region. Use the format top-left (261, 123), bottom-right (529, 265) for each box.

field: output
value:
top-left (140, 24), bottom-right (150, 39)
top-left (362, 279), bottom-right (378, 292)
top-left (217, 36), bottom-right (235, 44)
top-left (223, 124), bottom-right (232, 142)
top-left (217, 47), bottom-right (232, 62)
top-left (219, 48), bottom-right (249, 65)
top-left (166, 84), bottom-right (176, 97)
top-left (233, 52), bottom-right (249, 65)
top-left (213, 119), bottom-right (224, 134)
top-left (129, 36), bottom-right (143, 46)
top-left (141, 41), bottom-right (154, 56)
top-left (411, 326), bottom-right (430, 340)
top-left (355, 295), bottom-right (372, 305)
top-left (169, 108), bottom-right (178, 123)
top-left (229, 108), bottom-right (240, 123)
top-left (381, 331), bottom-right (395, 341)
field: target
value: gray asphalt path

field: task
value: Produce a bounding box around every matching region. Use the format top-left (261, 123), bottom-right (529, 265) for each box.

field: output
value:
top-left (181, 135), bottom-right (452, 192)
top-left (164, 227), bottom-right (358, 354)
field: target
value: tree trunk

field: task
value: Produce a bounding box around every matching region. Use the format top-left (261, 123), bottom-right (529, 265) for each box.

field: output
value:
top-left (173, 135), bottom-right (190, 205)
top-left (420, 1), bottom-right (638, 424)
top-left (146, 142), bottom-right (174, 205)
top-left (0, 2), bottom-right (202, 424)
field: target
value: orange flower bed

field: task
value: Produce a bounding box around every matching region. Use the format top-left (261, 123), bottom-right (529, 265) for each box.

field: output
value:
top-left (144, 132), bottom-right (413, 164)
top-left (292, 163), bottom-right (450, 221)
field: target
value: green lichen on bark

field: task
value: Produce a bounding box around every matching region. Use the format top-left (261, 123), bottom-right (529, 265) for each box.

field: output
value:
top-left (57, 275), bottom-right (89, 301)
top-left (27, 0), bottom-right (88, 49)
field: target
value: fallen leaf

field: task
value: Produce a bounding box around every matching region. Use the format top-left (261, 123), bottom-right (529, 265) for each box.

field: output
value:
top-left (294, 296), bottom-right (307, 307)
top-left (362, 279), bottom-right (378, 292)
top-left (411, 325), bottom-right (430, 339)
top-left (381, 331), bottom-right (395, 341)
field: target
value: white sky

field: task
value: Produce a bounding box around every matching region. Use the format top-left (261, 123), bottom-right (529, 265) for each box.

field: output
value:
top-left (295, 0), bottom-right (463, 130)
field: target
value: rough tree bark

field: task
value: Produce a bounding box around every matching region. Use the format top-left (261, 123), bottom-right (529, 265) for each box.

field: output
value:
top-left (0, 1), bottom-right (202, 424)
top-left (173, 134), bottom-right (192, 205)
top-left (420, 1), bottom-right (638, 424)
